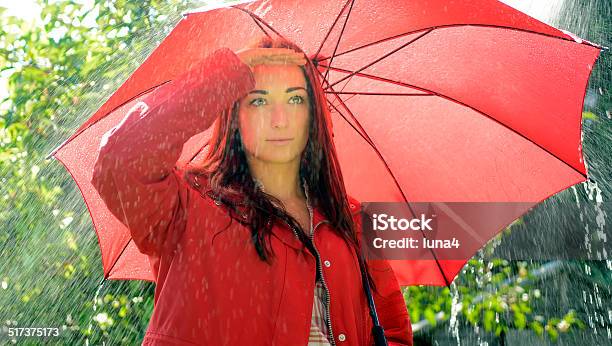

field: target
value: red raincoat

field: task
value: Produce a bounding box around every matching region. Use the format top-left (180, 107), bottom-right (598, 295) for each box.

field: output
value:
top-left (91, 48), bottom-right (412, 345)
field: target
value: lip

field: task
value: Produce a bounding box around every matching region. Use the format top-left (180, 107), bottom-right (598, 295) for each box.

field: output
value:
top-left (266, 138), bottom-right (294, 145)
top-left (267, 138), bottom-right (293, 141)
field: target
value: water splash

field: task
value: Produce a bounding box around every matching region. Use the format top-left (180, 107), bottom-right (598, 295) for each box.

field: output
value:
top-left (85, 280), bottom-right (105, 346)
top-left (448, 282), bottom-right (462, 345)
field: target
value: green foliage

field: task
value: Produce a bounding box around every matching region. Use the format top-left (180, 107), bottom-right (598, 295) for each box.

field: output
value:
top-left (0, 0), bottom-right (191, 344)
top-left (405, 230), bottom-right (590, 342)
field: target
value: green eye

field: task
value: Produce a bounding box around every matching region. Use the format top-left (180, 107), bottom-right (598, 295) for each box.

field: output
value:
top-left (289, 95), bottom-right (304, 104)
top-left (250, 98), bottom-right (266, 106)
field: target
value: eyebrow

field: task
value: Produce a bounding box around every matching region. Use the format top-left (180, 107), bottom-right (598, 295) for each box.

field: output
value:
top-left (248, 87), bottom-right (306, 95)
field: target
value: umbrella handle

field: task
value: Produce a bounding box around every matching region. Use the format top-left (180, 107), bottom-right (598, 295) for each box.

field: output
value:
top-left (357, 252), bottom-right (388, 346)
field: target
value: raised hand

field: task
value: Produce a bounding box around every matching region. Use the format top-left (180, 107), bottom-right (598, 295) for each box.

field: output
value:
top-left (235, 47), bottom-right (307, 68)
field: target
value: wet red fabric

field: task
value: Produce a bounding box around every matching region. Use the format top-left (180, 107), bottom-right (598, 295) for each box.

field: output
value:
top-left (52, 1), bottom-right (602, 288)
top-left (89, 48), bottom-right (412, 345)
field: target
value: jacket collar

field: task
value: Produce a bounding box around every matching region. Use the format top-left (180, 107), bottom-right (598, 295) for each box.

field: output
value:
top-left (271, 204), bottom-right (330, 250)
top-left (266, 178), bottom-right (331, 250)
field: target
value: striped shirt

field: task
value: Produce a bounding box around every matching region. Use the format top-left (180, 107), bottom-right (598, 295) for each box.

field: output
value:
top-left (308, 279), bottom-right (332, 345)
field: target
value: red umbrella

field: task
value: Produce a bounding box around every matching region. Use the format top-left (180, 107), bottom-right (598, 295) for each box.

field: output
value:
top-left (47, 0), bottom-right (603, 286)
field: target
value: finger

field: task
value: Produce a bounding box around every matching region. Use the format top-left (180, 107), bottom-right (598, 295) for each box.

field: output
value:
top-left (261, 50), bottom-right (305, 58)
top-left (262, 54), bottom-right (307, 62)
top-left (273, 53), bottom-right (307, 60)
top-left (249, 53), bottom-right (307, 66)
top-left (263, 58), bottom-right (308, 66)
top-left (253, 48), bottom-right (298, 56)
top-left (263, 56), bottom-right (306, 63)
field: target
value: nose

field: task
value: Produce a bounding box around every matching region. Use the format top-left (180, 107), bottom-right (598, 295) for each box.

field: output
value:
top-left (270, 105), bottom-right (289, 129)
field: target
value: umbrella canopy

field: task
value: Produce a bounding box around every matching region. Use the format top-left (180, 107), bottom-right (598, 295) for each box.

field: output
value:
top-left (49, 0), bottom-right (603, 286)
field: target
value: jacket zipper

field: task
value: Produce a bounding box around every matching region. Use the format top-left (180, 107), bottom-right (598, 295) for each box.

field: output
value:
top-left (308, 212), bottom-right (336, 346)
top-left (286, 217), bottom-right (336, 345)
top-left (303, 185), bottom-right (336, 346)
top-left (285, 202), bottom-right (335, 344)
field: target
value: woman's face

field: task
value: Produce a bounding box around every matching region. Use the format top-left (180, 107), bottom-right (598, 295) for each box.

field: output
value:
top-left (238, 64), bottom-right (310, 164)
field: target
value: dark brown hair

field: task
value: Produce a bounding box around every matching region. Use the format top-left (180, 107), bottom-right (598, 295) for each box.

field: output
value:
top-left (183, 36), bottom-right (377, 293)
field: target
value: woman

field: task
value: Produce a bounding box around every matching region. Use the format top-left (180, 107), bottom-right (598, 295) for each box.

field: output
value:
top-left (91, 36), bottom-right (412, 345)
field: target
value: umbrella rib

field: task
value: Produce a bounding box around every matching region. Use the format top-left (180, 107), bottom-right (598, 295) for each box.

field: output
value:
top-left (314, 0), bottom-right (354, 58)
top-left (325, 91), bottom-right (434, 96)
top-left (326, 31), bottom-right (428, 107)
top-left (233, 7), bottom-right (289, 41)
top-left (315, 68), bottom-right (371, 144)
top-left (108, 237), bottom-right (133, 280)
top-left (330, 92), bottom-right (355, 110)
top-left (329, 71), bottom-right (357, 109)
top-left (321, 65), bottom-right (433, 95)
top-left (326, 93), bottom-right (371, 146)
top-left (314, 63), bottom-right (360, 137)
top-left (332, 50), bottom-right (359, 106)
top-left (318, 65), bottom-right (429, 94)
top-left (323, 65), bottom-right (588, 179)
top-left (247, 12), bottom-right (272, 38)
top-left (316, 23), bottom-right (603, 63)
top-left (323, 0), bottom-right (355, 83)
top-left (326, 29), bottom-right (433, 89)
top-left (317, 69), bottom-right (452, 286)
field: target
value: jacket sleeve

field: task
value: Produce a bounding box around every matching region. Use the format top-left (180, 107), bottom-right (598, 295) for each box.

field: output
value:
top-left (349, 196), bottom-right (413, 346)
top-left (91, 48), bottom-right (256, 257)
top-left (368, 258), bottom-right (414, 346)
